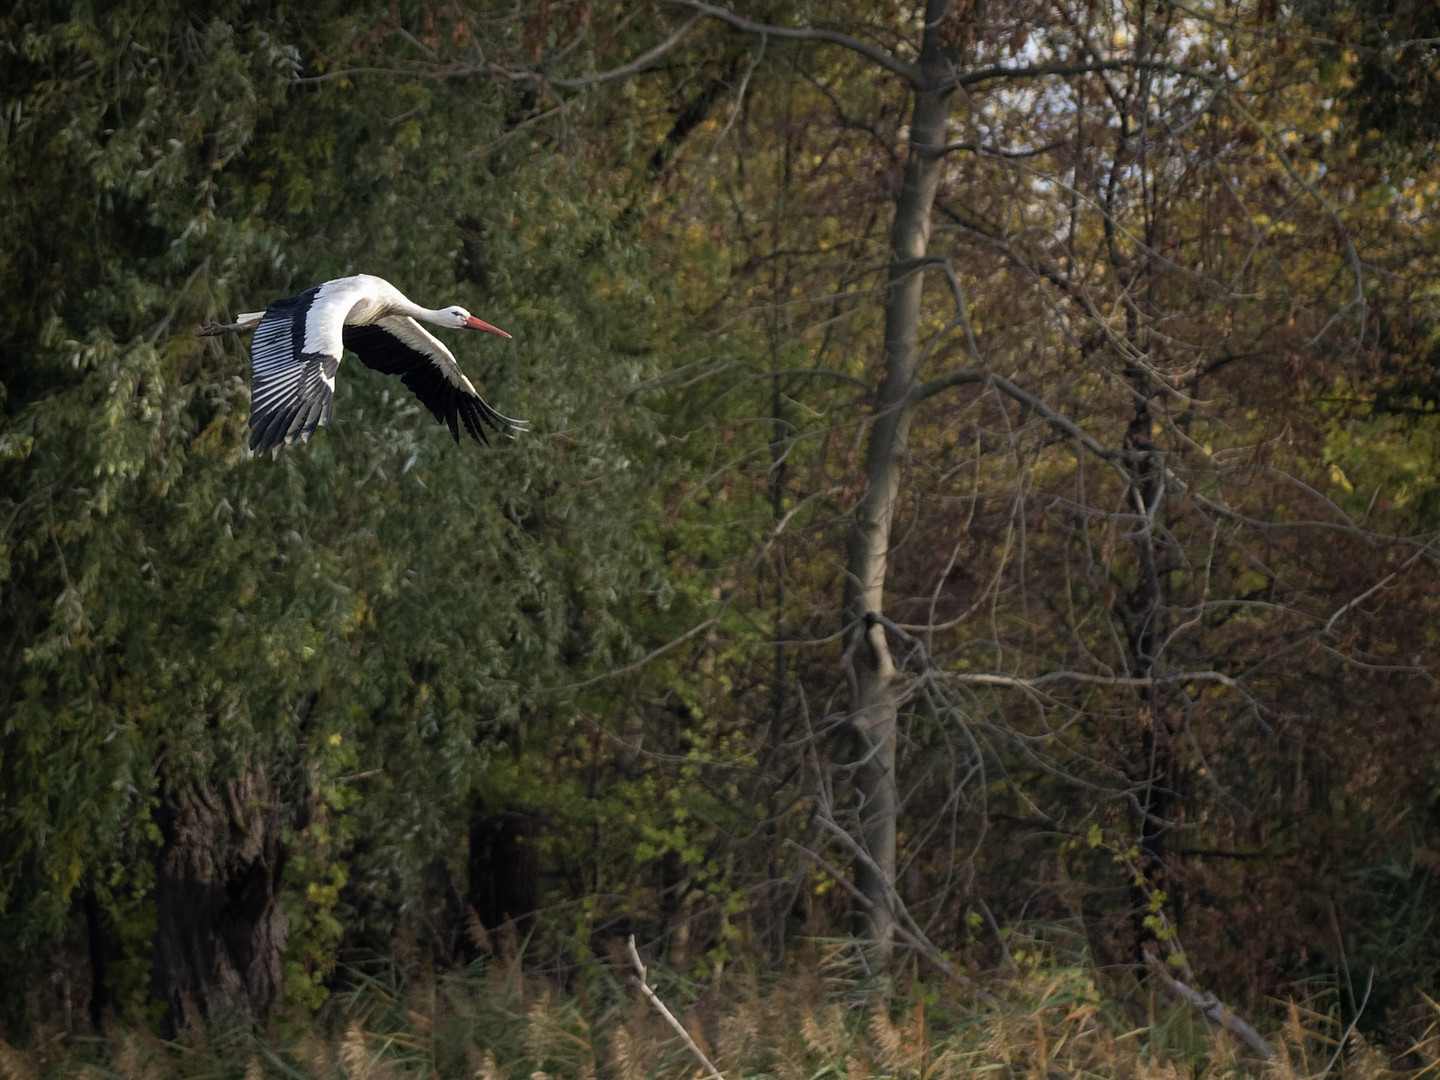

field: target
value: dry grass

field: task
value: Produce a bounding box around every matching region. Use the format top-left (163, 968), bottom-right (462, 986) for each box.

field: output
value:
top-left (6, 945), bottom-right (1437, 1080)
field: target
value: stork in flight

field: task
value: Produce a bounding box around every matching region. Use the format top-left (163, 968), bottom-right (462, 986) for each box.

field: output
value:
top-left (201, 274), bottom-right (526, 455)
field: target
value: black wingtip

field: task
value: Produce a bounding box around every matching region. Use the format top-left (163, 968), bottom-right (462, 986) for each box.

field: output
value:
top-left (249, 406), bottom-right (288, 455)
top-left (458, 400), bottom-right (492, 446)
top-left (474, 398), bottom-right (527, 441)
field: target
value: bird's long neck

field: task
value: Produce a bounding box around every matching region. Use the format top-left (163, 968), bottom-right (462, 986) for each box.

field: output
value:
top-left (393, 299), bottom-right (449, 326)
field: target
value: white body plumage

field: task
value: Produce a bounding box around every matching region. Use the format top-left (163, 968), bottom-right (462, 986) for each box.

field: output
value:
top-left (239, 274), bottom-right (525, 455)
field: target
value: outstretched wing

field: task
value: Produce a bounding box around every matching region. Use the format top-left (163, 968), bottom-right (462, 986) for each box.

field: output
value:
top-left (345, 316), bottom-right (527, 445)
top-left (249, 284), bottom-right (345, 455)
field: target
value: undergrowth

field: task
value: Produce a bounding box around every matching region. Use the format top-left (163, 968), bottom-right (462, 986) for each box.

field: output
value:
top-left (3, 938), bottom-right (1437, 1080)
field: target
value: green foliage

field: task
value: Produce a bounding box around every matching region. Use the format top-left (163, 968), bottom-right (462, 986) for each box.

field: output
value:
top-left (0, 0), bottom-right (682, 1019)
top-left (6, 0), bottom-right (1440, 1051)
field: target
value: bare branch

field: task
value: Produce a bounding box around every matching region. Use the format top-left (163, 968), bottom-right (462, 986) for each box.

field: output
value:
top-left (937, 669), bottom-right (1240, 690)
top-left (1321, 545), bottom-right (1431, 637)
top-left (953, 58), bottom-right (1213, 90)
top-left (908, 368), bottom-right (984, 407)
top-left (666, 1), bottom-right (920, 83)
top-left (626, 936), bottom-right (725, 1080)
top-left (781, 839), bottom-right (986, 994)
top-left (1145, 956), bottom-right (1276, 1060)
top-left (481, 13), bottom-right (706, 87)
top-left (1221, 95), bottom-right (1368, 348)
top-left (987, 375), bottom-right (1124, 466)
top-left (930, 138), bottom-right (1069, 160)
top-left (561, 616), bottom-right (721, 690)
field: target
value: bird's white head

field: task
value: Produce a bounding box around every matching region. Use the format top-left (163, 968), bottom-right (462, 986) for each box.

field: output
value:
top-left (444, 305), bottom-right (512, 338)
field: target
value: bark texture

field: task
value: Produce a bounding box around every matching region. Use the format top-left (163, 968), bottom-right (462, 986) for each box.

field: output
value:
top-left (150, 764), bottom-right (289, 1026)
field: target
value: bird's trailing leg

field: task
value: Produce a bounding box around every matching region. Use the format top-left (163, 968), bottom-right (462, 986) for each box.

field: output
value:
top-left (197, 321), bottom-right (253, 336)
top-left (197, 312), bottom-right (264, 337)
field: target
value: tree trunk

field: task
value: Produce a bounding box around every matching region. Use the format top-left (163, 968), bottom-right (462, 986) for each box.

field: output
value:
top-left (841, 0), bottom-right (952, 964)
top-left (150, 763), bottom-right (289, 1028)
top-left (468, 812), bottom-right (537, 931)
top-left (1120, 368), bottom-right (1175, 959)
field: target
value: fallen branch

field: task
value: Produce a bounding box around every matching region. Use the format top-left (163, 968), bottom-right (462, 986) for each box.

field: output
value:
top-left (1145, 955), bottom-right (1276, 1060)
top-left (626, 935), bottom-right (724, 1080)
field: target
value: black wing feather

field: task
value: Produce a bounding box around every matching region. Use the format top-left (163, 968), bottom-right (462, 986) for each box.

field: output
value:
top-left (344, 322), bottom-right (521, 445)
top-left (248, 286), bottom-right (339, 455)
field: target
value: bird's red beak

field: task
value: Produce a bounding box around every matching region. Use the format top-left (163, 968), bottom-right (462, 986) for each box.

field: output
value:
top-left (465, 315), bottom-right (511, 339)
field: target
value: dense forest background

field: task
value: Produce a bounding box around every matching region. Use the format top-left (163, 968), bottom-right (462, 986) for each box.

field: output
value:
top-left (4, 0), bottom-right (1440, 1073)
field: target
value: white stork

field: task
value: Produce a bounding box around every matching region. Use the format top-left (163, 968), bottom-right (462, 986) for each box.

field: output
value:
top-left (229, 274), bottom-right (526, 455)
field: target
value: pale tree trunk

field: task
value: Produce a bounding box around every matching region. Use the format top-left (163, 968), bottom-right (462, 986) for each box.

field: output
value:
top-left (841, 0), bottom-right (952, 964)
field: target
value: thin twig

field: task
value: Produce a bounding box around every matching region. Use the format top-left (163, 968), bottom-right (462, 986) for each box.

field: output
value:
top-left (780, 840), bottom-right (999, 1003)
top-left (1319, 968), bottom-right (1375, 1078)
top-left (626, 935), bottom-right (724, 1080)
top-left (665, 0), bottom-right (919, 83)
top-left (473, 13), bottom-right (705, 88)
top-left (561, 616), bottom-right (720, 690)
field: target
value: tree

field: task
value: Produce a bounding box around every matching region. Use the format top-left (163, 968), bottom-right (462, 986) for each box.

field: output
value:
top-left (529, 0), bottom-right (1440, 985)
top-left (0, 0), bottom-right (675, 1026)
top-left (6, 0), bottom-right (1440, 1037)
